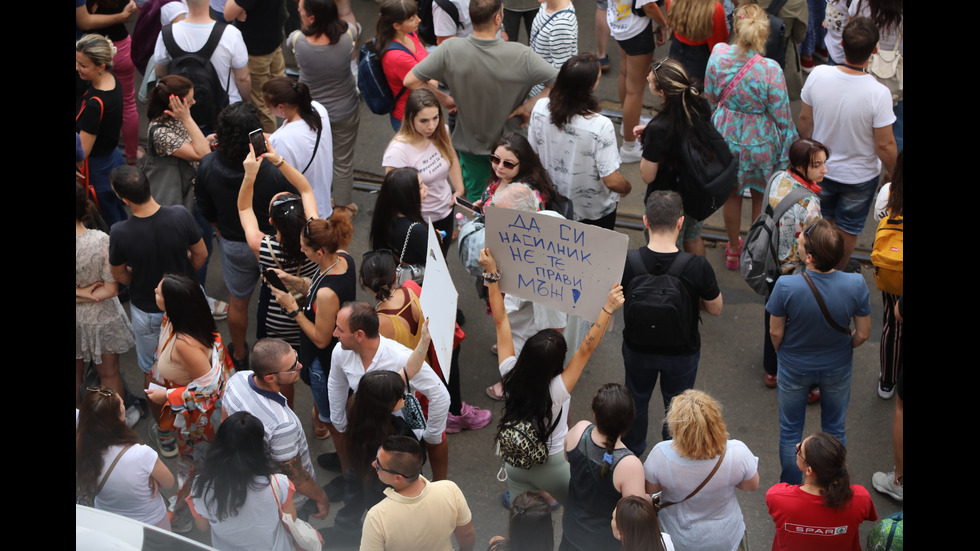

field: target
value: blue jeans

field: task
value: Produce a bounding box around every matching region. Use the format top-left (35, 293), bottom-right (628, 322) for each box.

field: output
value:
top-left (777, 360), bottom-right (852, 484)
top-left (131, 305), bottom-right (164, 374)
top-left (622, 343), bottom-right (700, 455)
top-left (310, 357), bottom-right (331, 423)
top-left (818, 175), bottom-right (879, 235)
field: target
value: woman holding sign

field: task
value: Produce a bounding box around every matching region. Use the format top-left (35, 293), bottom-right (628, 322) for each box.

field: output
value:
top-left (480, 247), bottom-right (624, 509)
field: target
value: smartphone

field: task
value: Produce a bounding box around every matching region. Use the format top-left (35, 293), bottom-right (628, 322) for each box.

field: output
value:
top-left (264, 269), bottom-right (288, 292)
top-left (455, 196), bottom-right (481, 214)
top-left (248, 129), bottom-right (267, 157)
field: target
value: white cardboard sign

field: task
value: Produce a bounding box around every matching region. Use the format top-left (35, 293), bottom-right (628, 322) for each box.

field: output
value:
top-left (418, 220), bottom-right (457, 383)
top-left (484, 206), bottom-right (628, 323)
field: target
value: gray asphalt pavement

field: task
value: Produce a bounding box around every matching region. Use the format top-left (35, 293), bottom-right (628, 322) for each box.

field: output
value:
top-left (110, 3), bottom-right (901, 548)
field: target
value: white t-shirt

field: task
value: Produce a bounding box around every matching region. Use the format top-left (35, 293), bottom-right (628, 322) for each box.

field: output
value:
top-left (607, 0), bottom-right (656, 41)
top-left (191, 474), bottom-right (295, 551)
top-left (498, 355), bottom-right (570, 455)
top-left (433, 0), bottom-right (473, 38)
top-left (269, 101), bottom-right (334, 220)
top-left (800, 65), bottom-right (896, 183)
top-left (644, 439), bottom-right (759, 551)
top-left (383, 133), bottom-right (454, 221)
top-left (160, 1), bottom-right (188, 25)
top-left (528, 98), bottom-right (622, 221)
top-left (153, 20), bottom-right (250, 103)
top-left (94, 444), bottom-right (168, 525)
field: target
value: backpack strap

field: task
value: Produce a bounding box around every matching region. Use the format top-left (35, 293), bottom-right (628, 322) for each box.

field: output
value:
top-left (801, 272), bottom-right (851, 334)
top-left (161, 24), bottom-right (186, 58)
top-left (384, 40), bottom-right (418, 104)
top-left (530, 8), bottom-right (573, 49)
top-left (766, 0), bottom-right (789, 16)
top-left (198, 21), bottom-right (228, 60)
top-left (433, 0), bottom-right (462, 32)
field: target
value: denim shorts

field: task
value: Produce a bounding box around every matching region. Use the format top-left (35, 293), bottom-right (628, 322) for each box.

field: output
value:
top-left (597, 0), bottom-right (607, 10)
top-left (218, 236), bottom-right (260, 299)
top-left (616, 21), bottom-right (654, 57)
top-left (818, 176), bottom-right (879, 235)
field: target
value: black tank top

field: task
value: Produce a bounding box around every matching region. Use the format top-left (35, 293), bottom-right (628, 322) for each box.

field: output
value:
top-left (299, 252), bottom-right (356, 369)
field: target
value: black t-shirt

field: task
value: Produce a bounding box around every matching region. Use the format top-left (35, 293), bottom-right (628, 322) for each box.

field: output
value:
top-left (640, 117), bottom-right (682, 202)
top-left (108, 205), bottom-right (202, 312)
top-left (76, 77), bottom-right (123, 157)
top-left (621, 247), bottom-right (720, 355)
top-left (233, 0), bottom-right (285, 55)
top-left (389, 217), bottom-right (429, 266)
top-left (195, 152), bottom-right (296, 241)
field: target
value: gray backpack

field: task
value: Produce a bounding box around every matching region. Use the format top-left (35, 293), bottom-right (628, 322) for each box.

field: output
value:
top-left (740, 172), bottom-right (814, 297)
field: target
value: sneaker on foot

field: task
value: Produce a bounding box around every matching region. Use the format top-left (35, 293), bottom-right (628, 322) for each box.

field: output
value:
top-left (457, 402), bottom-right (492, 430)
top-left (877, 381), bottom-right (895, 400)
top-left (318, 452), bottom-right (342, 472)
top-left (619, 142), bottom-right (642, 163)
top-left (158, 430), bottom-right (179, 458)
top-left (124, 405), bottom-right (141, 429)
top-left (807, 388), bottom-right (821, 404)
top-left (872, 471), bottom-right (903, 501)
top-left (764, 373), bottom-right (777, 389)
top-left (598, 55), bottom-right (611, 71)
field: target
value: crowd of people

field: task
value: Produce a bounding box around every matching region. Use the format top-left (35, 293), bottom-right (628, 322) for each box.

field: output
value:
top-left (77, 0), bottom-right (903, 549)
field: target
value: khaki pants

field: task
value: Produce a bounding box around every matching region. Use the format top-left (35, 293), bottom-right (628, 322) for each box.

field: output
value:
top-left (248, 47), bottom-right (286, 133)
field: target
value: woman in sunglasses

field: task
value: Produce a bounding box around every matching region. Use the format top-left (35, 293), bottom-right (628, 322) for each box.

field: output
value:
top-left (238, 140), bottom-right (322, 411)
top-left (474, 133), bottom-right (557, 213)
top-left (270, 207), bottom-right (356, 441)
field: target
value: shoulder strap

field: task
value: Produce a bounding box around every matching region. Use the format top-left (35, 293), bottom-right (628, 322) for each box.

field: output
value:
top-left (530, 8), bottom-right (573, 48)
top-left (198, 21), bottom-right (228, 60)
top-left (76, 95), bottom-right (105, 124)
top-left (95, 443), bottom-right (136, 496)
top-left (627, 249), bottom-right (648, 279)
top-left (301, 122), bottom-right (322, 175)
top-left (433, 0), bottom-right (462, 30)
top-left (666, 252), bottom-right (694, 279)
top-left (719, 53), bottom-right (763, 106)
top-left (801, 272), bottom-right (851, 334)
top-left (766, 0), bottom-right (789, 17)
top-left (399, 222), bottom-right (420, 265)
top-left (658, 446), bottom-right (726, 509)
top-left (161, 24), bottom-right (186, 57)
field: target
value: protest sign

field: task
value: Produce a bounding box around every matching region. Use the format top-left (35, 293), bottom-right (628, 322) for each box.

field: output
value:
top-left (418, 220), bottom-right (456, 383)
top-left (485, 206), bottom-right (628, 323)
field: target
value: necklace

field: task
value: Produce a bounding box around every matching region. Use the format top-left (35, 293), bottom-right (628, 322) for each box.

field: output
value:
top-left (318, 257), bottom-right (341, 277)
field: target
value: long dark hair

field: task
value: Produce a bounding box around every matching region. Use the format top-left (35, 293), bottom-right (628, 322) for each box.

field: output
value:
top-left (76, 181), bottom-right (95, 223)
top-left (262, 77), bottom-right (322, 134)
top-left (489, 491), bottom-right (555, 551)
top-left (370, 167), bottom-right (424, 251)
top-left (374, 0), bottom-right (417, 54)
top-left (147, 75), bottom-right (194, 121)
top-left (193, 412), bottom-right (278, 521)
top-left (803, 432), bottom-right (854, 511)
top-left (76, 387), bottom-right (141, 494)
top-left (488, 133), bottom-right (557, 206)
top-left (361, 250), bottom-right (399, 302)
top-left (496, 329), bottom-right (567, 443)
top-left (867, 0), bottom-right (902, 31)
top-left (347, 370), bottom-right (405, 477)
top-left (301, 0), bottom-right (348, 43)
top-left (644, 59), bottom-right (716, 170)
top-left (160, 273), bottom-right (216, 349)
top-left (592, 384), bottom-right (635, 478)
top-left (615, 496), bottom-right (666, 551)
top-left (215, 102), bottom-right (262, 166)
top-left (270, 194), bottom-right (307, 264)
top-left (549, 54), bottom-right (601, 129)
top-left (887, 150), bottom-right (903, 216)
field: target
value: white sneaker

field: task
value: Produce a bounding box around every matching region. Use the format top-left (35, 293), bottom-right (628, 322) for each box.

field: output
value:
top-left (619, 142), bottom-right (642, 163)
top-left (872, 471), bottom-right (903, 502)
top-left (124, 405), bottom-right (141, 429)
top-left (877, 381), bottom-right (895, 399)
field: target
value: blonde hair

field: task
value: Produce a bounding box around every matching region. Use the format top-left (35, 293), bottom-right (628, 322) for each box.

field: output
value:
top-left (733, 4), bottom-right (769, 54)
top-left (666, 390), bottom-right (728, 460)
top-left (667, 0), bottom-right (717, 42)
top-left (75, 34), bottom-right (117, 69)
top-left (392, 89), bottom-right (455, 167)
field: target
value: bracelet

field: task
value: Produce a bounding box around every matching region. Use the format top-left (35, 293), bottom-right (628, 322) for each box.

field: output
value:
top-left (602, 307), bottom-right (613, 315)
top-left (287, 308), bottom-right (301, 318)
top-left (482, 269), bottom-right (501, 282)
top-left (273, 156), bottom-right (285, 167)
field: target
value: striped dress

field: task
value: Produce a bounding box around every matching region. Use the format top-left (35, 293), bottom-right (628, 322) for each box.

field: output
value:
top-left (257, 235), bottom-right (319, 348)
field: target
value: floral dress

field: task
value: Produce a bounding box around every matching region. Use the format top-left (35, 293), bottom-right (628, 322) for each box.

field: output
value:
top-left (76, 229), bottom-right (135, 362)
top-left (705, 43), bottom-right (797, 194)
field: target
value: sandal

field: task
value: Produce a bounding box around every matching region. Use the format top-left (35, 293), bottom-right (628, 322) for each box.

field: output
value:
top-left (725, 238), bottom-right (743, 271)
top-left (211, 299), bottom-right (229, 321)
top-left (312, 406), bottom-right (331, 439)
top-left (485, 385), bottom-right (505, 402)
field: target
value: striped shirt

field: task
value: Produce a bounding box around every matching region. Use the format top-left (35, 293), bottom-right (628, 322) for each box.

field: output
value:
top-left (222, 371), bottom-right (315, 507)
top-left (529, 3), bottom-right (578, 98)
top-left (258, 235), bottom-right (319, 348)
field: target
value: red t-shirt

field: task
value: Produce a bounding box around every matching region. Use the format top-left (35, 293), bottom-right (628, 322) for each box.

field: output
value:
top-left (766, 483), bottom-right (877, 551)
top-left (382, 32), bottom-right (428, 121)
top-left (668, 1), bottom-right (730, 49)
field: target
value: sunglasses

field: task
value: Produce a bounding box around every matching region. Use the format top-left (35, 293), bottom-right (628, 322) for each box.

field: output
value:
top-left (374, 453), bottom-right (410, 478)
top-left (490, 154), bottom-right (519, 170)
top-left (277, 351), bottom-right (300, 375)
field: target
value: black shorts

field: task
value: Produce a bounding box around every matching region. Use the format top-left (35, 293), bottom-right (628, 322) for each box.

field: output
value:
top-left (616, 21), bottom-right (655, 57)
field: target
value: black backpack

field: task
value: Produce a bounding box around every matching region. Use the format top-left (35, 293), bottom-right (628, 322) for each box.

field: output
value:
top-left (161, 22), bottom-right (230, 129)
top-left (727, 0), bottom-right (790, 67)
top-left (623, 250), bottom-right (698, 348)
top-left (676, 125), bottom-right (738, 221)
top-left (417, 0), bottom-right (462, 46)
